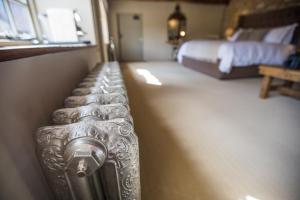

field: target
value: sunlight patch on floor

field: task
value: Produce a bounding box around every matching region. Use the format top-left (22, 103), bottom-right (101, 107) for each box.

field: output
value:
top-left (136, 68), bottom-right (162, 86)
top-left (239, 195), bottom-right (260, 200)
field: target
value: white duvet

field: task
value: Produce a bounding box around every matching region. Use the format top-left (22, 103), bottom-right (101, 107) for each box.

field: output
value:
top-left (177, 40), bottom-right (296, 73)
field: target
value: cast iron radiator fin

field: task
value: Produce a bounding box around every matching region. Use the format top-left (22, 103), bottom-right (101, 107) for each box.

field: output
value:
top-left (36, 62), bottom-right (140, 200)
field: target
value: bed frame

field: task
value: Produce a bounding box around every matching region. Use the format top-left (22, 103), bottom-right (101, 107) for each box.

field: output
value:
top-left (182, 6), bottom-right (300, 80)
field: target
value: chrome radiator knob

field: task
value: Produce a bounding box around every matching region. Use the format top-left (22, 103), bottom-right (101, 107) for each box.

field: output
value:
top-left (64, 137), bottom-right (107, 177)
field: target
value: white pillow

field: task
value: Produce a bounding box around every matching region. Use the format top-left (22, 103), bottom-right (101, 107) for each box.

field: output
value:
top-left (282, 24), bottom-right (298, 44)
top-left (263, 23), bottom-right (298, 44)
top-left (228, 29), bottom-right (242, 42)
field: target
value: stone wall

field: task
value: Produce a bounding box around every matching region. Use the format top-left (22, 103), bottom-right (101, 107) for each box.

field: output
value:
top-left (224, 0), bottom-right (300, 29)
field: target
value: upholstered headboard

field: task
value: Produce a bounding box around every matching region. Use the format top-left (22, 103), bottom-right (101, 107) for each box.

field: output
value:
top-left (237, 6), bottom-right (300, 46)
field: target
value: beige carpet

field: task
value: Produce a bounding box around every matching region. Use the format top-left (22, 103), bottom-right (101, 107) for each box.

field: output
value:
top-left (123, 62), bottom-right (300, 200)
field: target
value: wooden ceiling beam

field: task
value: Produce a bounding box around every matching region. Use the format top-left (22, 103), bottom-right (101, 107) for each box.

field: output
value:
top-left (109, 0), bottom-right (230, 5)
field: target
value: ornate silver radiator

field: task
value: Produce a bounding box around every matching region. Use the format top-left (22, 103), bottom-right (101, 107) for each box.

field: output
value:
top-left (72, 85), bottom-right (126, 96)
top-left (36, 62), bottom-right (140, 200)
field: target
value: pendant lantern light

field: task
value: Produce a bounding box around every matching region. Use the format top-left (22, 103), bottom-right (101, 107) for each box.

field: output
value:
top-left (167, 4), bottom-right (187, 44)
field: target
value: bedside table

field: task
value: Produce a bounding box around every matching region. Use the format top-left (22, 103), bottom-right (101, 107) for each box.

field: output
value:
top-left (167, 40), bottom-right (183, 61)
top-left (259, 65), bottom-right (300, 99)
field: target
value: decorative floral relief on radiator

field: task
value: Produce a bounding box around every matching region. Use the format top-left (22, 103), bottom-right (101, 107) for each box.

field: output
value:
top-left (36, 118), bottom-right (140, 200)
top-left (52, 103), bottom-right (132, 125)
top-left (81, 77), bottom-right (123, 87)
top-left (84, 77), bottom-right (123, 83)
top-left (72, 85), bottom-right (126, 96)
top-left (64, 93), bottom-right (128, 108)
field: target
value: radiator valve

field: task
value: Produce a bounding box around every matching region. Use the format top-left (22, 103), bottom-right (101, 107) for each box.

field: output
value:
top-left (64, 138), bottom-right (107, 177)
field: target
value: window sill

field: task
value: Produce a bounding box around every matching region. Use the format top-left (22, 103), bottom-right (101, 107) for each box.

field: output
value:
top-left (0, 43), bottom-right (97, 62)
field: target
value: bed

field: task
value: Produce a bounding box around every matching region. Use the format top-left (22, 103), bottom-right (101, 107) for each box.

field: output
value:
top-left (179, 6), bottom-right (300, 80)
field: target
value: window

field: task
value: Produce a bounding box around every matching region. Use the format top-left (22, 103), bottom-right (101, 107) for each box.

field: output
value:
top-left (9, 0), bottom-right (36, 39)
top-left (0, 0), bottom-right (14, 38)
top-left (0, 0), bottom-right (36, 42)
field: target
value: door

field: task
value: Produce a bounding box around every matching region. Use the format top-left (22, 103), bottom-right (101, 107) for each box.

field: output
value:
top-left (118, 13), bottom-right (143, 61)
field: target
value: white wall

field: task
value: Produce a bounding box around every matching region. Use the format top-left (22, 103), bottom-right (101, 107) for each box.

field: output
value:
top-left (35, 0), bottom-right (96, 44)
top-left (109, 0), bottom-right (226, 61)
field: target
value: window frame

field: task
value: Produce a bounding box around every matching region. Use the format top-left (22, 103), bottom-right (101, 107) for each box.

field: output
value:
top-left (0, 0), bottom-right (40, 46)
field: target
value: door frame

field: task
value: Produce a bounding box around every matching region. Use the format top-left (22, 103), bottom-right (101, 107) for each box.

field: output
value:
top-left (91, 0), bottom-right (109, 62)
top-left (117, 13), bottom-right (144, 61)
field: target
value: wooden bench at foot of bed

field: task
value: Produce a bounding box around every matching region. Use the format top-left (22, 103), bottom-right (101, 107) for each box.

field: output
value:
top-left (259, 65), bottom-right (300, 99)
top-left (182, 56), bottom-right (260, 80)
